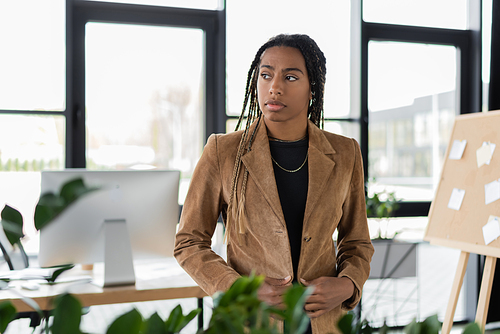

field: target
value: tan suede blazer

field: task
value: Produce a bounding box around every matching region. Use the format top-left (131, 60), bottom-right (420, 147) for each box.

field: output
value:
top-left (174, 119), bottom-right (374, 334)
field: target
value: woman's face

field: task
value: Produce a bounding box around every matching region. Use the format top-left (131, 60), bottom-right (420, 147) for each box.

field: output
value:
top-left (257, 46), bottom-right (311, 128)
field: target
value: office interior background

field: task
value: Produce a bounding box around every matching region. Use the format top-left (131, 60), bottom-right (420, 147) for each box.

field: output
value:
top-left (1, 0), bottom-right (500, 332)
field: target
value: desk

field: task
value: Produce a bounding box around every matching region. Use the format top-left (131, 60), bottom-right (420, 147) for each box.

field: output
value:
top-left (0, 258), bottom-right (207, 328)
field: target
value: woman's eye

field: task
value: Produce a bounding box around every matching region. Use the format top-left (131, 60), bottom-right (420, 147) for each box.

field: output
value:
top-left (286, 75), bottom-right (298, 81)
top-left (261, 73), bottom-right (271, 79)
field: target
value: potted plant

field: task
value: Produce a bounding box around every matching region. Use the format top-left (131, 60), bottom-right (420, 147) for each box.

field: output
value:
top-left (365, 186), bottom-right (400, 240)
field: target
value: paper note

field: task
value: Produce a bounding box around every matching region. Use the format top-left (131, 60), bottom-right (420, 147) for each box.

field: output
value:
top-left (485, 142), bottom-right (496, 165)
top-left (483, 216), bottom-right (500, 245)
top-left (477, 144), bottom-right (492, 168)
top-left (449, 140), bottom-right (467, 160)
top-left (485, 179), bottom-right (500, 205)
top-left (448, 188), bottom-right (465, 211)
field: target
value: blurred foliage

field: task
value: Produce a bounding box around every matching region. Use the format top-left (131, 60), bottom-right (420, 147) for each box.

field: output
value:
top-left (206, 273), bottom-right (311, 334)
top-left (0, 274), bottom-right (313, 334)
top-left (0, 301), bottom-right (17, 333)
top-left (337, 313), bottom-right (500, 334)
top-left (0, 204), bottom-right (24, 246)
top-left (34, 177), bottom-right (100, 231)
top-left (366, 189), bottom-right (400, 219)
top-left (0, 158), bottom-right (62, 171)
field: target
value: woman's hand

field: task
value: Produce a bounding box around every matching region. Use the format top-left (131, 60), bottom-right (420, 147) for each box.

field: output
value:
top-left (257, 276), bottom-right (293, 309)
top-left (300, 276), bottom-right (354, 318)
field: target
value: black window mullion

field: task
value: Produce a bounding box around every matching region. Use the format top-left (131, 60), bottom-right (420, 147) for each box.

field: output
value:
top-left (67, 0), bottom-right (225, 168)
top-left (361, 19), bottom-right (369, 187)
top-left (364, 22), bottom-right (470, 46)
top-left (361, 16), bottom-right (481, 217)
top-left (67, 0), bottom-right (86, 168)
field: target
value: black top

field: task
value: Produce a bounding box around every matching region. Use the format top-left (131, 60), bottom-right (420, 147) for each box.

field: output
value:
top-left (269, 138), bottom-right (308, 280)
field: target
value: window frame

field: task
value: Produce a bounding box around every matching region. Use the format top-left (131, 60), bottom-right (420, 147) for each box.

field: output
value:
top-left (0, 0), bottom-right (226, 169)
top-left (357, 0), bottom-right (482, 217)
top-left (68, 0), bottom-right (226, 168)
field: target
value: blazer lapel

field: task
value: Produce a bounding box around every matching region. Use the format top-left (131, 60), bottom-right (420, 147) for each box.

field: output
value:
top-left (303, 121), bottom-right (336, 225)
top-left (240, 119), bottom-right (286, 227)
top-left (240, 119), bottom-right (337, 229)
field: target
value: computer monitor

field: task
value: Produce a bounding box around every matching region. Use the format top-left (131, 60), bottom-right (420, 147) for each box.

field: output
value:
top-left (38, 169), bottom-right (180, 286)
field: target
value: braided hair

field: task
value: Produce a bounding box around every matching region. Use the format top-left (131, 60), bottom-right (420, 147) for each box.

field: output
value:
top-left (226, 34), bottom-right (327, 243)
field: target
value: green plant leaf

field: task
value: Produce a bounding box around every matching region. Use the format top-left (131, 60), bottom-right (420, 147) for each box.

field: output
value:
top-left (217, 276), bottom-right (248, 307)
top-left (173, 308), bottom-right (201, 333)
top-left (337, 313), bottom-right (354, 334)
top-left (282, 284), bottom-right (312, 334)
top-left (378, 321), bottom-right (389, 334)
top-left (165, 305), bottom-right (183, 332)
top-left (360, 319), bottom-right (374, 334)
top-left (44, 264), bottom-right (76, 283)
top-left (34, 178), bottom-right (100, 231)
top-left (51, 293), bottom-right (83, 334)
top-left (215, 311), bottom-right (242, 334)
top-left (144, 312), bottom-right (167, 334)
top-left (1, 205), bottom-right (24, 246)
top-left (0, 301), bottom-right (16, 333)
top-left (106, 308), bottom-right (143, 334)
top-left (60, 178), bottom-right (99, 205)
top-left (421, 314), bottom-right (441, 334)
top-left (162, 305), bottom-right (200, 333)
top-left (462, 322), bottom-right (482, 334)
top-left (246, 274), bottom-right (264, 295)
top-left (206, 274), bottom-right (287, 334)
top-left (365, 187), bottom-right (400, 219)
top-left (404, 318), bottom-right (420, 334)
top-left (34, 193), bottom-right (65, 230)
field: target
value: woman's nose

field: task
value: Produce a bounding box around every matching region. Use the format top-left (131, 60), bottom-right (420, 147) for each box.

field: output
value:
top-left (269, 77), bottom-right (283, 95)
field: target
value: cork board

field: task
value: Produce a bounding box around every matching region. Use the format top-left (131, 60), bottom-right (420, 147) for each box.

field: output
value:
top-left (424, 110), bottom-right (500, 258)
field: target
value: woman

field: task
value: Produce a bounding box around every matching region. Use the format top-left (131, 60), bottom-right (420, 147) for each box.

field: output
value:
top-left (174, 34), bottom-right (374, 334)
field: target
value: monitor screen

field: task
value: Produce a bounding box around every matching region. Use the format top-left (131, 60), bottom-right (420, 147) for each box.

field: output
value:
top-left (38, 169), bottom-right (180, 270)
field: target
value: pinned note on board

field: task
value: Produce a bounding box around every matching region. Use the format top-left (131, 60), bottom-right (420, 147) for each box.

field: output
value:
top-left (449, 140), bottom-right (467, 160)
top-left (485, 179), bottom-right (500, 205)
top-left (483, 215), bottom-right (500, 245)
top-left (448, 188), bottom-right (465, 211)
top-left (476, 142), bottom-right (496, 168)
top-left (484, 141), bottom-right (496, 165)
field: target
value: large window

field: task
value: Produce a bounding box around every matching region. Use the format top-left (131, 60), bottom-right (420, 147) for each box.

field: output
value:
top-left (85, 23), bottom-right (205, 199)
top-left (363, 0), bottom-right (468, 30)
top-left (0, 0), bottom-right (67, 253)
top-left (226, 0), bottom-right (358, 140)
top-left (0, 0), bottom-right (66, 111)
top-left (359, 0), bottom-right (482, 216)
top-left (368, 42), bottom-right (458, 202)
top-left (0, 0), bottom-right (224, 253)
top-left (358, 0), bottom-right (482, 325)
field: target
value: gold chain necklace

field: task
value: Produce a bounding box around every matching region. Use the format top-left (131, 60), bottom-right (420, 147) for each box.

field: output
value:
top-left (268, 135), bottom-right (307, 143)
top-left (271, 152), bottom-right (308, 173)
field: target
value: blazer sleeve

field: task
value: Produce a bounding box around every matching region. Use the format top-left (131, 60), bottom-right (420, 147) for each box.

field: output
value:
top-left (336, 138), bottom-right (374, 310)
top-left (174, 134), bottom-right (240, 296)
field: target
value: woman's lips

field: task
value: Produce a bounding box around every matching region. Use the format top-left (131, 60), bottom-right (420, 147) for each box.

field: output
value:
top-left (265, 99), bottom-right (285, 112)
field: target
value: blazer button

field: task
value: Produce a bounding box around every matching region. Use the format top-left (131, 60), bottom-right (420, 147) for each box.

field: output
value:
top-left (304, 236), bottom-right (312, 242)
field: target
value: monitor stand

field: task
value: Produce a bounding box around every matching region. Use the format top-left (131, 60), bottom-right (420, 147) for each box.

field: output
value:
top-left (103, 219), bottom-right (136, 287)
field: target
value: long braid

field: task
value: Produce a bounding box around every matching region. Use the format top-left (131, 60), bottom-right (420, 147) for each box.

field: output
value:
top-left (226, 34), bottom-right (327, 244)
